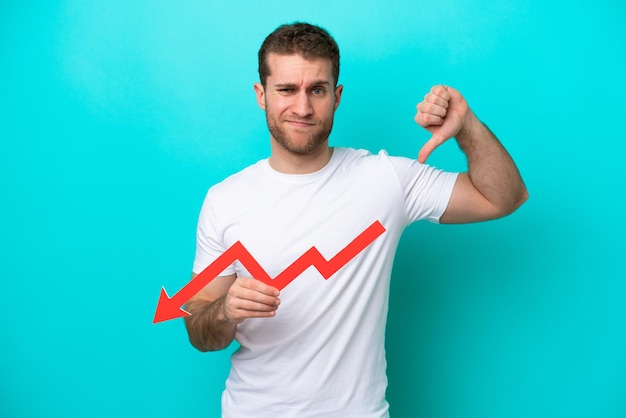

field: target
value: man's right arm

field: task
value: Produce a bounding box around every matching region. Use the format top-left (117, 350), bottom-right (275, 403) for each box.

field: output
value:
top-left (183, 273), bottom-right (281, 352)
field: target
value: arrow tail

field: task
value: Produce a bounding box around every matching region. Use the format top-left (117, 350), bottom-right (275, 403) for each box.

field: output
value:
top-left (319, 220), bottom-right (386, 277)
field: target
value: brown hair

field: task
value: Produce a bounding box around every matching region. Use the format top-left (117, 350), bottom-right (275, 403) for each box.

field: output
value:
top-left (258, 22), bottom-right (340, 87)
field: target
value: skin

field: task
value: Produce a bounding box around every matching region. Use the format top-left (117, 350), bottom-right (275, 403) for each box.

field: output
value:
top-left (184, 53), bottom-right (528, 352)
top-left (254, 53), bottom-right (343, 174)
top-left (416, 85), bottom-right (529, 223)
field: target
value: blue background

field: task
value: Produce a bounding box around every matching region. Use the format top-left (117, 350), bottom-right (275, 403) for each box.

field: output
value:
top-left (1, 1), bottom-right (625, 417)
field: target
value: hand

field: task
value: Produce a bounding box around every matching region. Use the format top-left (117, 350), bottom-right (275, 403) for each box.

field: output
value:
top-left (415, 85), bottom-right (472, 163)
top-left (222, 277), bottom-right (280, 324)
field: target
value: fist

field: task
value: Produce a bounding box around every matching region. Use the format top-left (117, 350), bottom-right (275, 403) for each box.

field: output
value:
top-left (415, 85), bottom-right (471, 163)
top-left (223, 277), bottom-right (280, 324)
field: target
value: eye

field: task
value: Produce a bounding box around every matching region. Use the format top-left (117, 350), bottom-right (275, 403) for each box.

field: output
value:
top-left (311, 87), bottom-right (326, 95)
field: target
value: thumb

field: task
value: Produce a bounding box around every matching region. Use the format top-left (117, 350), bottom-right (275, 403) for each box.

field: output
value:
top-left (417, 135), bottom-right (445, 164)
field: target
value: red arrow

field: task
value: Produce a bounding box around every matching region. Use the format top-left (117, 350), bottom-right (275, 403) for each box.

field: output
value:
top-left (153, 220), bottom-right (386, 323)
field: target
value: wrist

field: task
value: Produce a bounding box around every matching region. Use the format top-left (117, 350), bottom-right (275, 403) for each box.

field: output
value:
top-left (455, 111), bottom-right (485, 152)
top-left (217, 296), bottom-right (241, 326)
top-left (455, 111), bottom-right (479, 142)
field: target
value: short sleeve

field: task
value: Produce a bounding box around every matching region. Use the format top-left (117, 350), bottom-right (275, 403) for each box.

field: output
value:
top-left (387, 154), bottom-right (459, 224)
top-left (192, 190), bottom-right (236, 276)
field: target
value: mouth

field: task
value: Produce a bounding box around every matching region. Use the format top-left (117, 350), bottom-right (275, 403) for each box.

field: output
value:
top-left (285, 120), bottom-right (316, 128)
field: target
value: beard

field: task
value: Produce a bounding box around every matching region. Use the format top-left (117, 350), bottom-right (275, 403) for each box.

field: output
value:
top-left (266, 113), bottom-right (334, 155)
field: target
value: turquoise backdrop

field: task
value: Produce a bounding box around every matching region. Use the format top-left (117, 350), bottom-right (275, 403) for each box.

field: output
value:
top-left (1, 1), bottom-right (625, 417)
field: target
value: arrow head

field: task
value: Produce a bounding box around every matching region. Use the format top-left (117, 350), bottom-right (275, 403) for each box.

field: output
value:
top-left (153, 287), bottom-right (191, 324)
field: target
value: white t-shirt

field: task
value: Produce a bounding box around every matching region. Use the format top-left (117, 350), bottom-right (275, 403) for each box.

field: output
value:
top-left (193, 147), bottom-right (458, 418)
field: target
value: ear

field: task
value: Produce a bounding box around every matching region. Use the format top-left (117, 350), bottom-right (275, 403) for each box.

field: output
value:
top-left (333, 84), bottom-right (344, 111)
top-left (254, 82), bottom-right (266, 110)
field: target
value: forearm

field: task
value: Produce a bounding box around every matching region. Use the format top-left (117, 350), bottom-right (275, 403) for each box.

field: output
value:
top-left (456, 113), bottom-right (528, 215)
top-left (183, 296), bottom-right (237, 352)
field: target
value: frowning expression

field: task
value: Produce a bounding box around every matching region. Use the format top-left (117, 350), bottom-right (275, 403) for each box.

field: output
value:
top-left (254, 53), bottom-right (343, 155)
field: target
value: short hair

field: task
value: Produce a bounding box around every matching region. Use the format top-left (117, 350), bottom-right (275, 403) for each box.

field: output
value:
top-left (258, 22), bottom-right (340, 87)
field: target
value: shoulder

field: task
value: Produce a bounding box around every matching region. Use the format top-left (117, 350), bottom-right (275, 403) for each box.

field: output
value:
top-left (333, 147), bottom-right (397, 171)
top-left (338, 146), bottom-right (458, 198)
top-left (207, 159), bottom-right (266, 199)
top-left (334, 147), bottom-right (430, 179)
top-left (197, 160), bottom-right (267, 227)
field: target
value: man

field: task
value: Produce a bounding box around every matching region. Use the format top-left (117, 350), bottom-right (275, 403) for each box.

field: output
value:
top-left (184, 23), bottom-right (528, 417)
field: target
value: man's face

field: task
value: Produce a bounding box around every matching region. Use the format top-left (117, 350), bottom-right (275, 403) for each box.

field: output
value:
top-left (254, 53), bottom-right (343, 155)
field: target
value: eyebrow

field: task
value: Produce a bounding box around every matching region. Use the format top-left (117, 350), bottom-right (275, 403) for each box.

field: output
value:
top-left (273, 80), bottom-right (332, 89)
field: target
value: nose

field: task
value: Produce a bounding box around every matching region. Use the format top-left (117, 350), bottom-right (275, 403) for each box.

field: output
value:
top-left (292, 91), bottom-right (313, 117)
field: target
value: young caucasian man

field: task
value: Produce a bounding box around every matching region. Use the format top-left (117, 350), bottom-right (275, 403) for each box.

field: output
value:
top-left (183, 22), bottom-right (528, 418)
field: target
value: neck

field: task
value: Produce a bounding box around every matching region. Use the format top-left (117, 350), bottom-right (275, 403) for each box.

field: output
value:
top-left (268, 140), bottom-right (334, 174)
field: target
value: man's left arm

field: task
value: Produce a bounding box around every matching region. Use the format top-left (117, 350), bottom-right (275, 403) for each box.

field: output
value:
top-left (415, 85), bottom-right (528, 224)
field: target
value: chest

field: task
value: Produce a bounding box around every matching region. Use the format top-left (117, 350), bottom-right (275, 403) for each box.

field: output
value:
top-left (221, 169), bottom-right (405, 279)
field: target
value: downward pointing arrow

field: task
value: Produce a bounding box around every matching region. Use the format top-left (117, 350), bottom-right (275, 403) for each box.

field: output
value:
top-left (153, 220), bottom-right (386, 323)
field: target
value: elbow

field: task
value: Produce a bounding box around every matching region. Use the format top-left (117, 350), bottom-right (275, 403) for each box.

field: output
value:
top-left (193, 344), bottom-right (218, 353)
top-left (183, 299), bottom-right (235, 352)
top-left (502, 184), bottom-right (529, 217)
top-left (520, 186), bottom-right (529, 206)
top-left (485, 185), bottom-right (529, 221)
top-left (515, 184), bottom-right (530, 210)
top-left (188, 335), bottom-right (229, 352)
top-left (184, 318), bottom-right (229, 353)
top-left (188, 337), bottom-right (212, 353)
